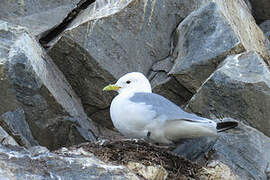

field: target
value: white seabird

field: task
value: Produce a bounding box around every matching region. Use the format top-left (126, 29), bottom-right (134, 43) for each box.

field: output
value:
top-left (103, 72), bottom-right (237, 144)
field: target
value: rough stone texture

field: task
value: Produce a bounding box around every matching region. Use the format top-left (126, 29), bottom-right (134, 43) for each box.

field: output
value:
top-left (211, 121), bottom-right (270, 180)
top-left (214, 0), bottom-right (270, 63)
top-left (0, 145), bottom-right (140, 180)
top-left (173, 118), bottom-right (270, 179)
top-left (0, 0), bottom-right (80, 36)
top-left (149, 58), bottom-right (193, 107)
top-left (0, 126), bottom-right (18, 146)
top-left (199, 161), bottom-right (239, 180)
top-left (48, 36), bottom-right (117, 128)
top-left (0, 21), bottom-right (96, 150)
top-left (49, 0), bottom-right (206, 128)
top-left (0, 108), bottom-right (38, 147)
top-left (169, 2), bottom-right (245, 93)
top-left (248, 0), bottom-right (270, 23)
top-left (127, 162), bottom-right (168, 180)
top-left (187, 51), bottom-right (270, 137)
top-left (173, 136), bottom-right (217, 161)
top-left (152, 76), bottom-right (193, 107)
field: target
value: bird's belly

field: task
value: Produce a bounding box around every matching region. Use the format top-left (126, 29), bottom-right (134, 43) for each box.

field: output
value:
top-left (112, 115), bottom-right (148, 138)
top-left (110, 97), bottom-right (152, 138)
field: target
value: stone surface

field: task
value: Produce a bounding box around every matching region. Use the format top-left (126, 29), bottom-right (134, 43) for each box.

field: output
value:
top-left (0, 145), bottom-right (140, 180)
top-left (0, 126), bottom-right (18, 146)
top-left (187, 51), bottom-right (270, 136)
top-left (199, 161), bottom-right (239, 180)
top-left (260, 20), bottom-right (270, 33)
top-left (249, 0), bottom-right (270, 23)
top-left (0, 108), bottom-right (38, 147)
top-left (260, 20), bottom-right (270, 40)
top-left (214, 0), bottom-right (270, 63)
top-left (0, 21), bottom-right (96, 150)
top-left (149, 58), bottom-right (193, 107)
top-left (169, 2), bottom-right (244, 93)
top-left (173, 118), bottom-right (270, 179)
top-left (49, 0), bottom-right (206, 127)
top-left (0, 0), bottom-right (80, 36)
top-left (211, 121), bottom-right (270, 180)
top-left (152, 75), bottom-right (193, 107)
top-left (127, 162), bottom-right (168, 180)
top-left (173, 136), bottom-right (217, 161)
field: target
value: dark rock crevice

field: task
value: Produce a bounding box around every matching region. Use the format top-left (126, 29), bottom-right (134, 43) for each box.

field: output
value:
top-left (39, 0), bottom-right (96, 47)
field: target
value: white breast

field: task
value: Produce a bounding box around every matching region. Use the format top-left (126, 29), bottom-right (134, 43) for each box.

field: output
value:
top-left (110, 93), bottom-right (156, 138)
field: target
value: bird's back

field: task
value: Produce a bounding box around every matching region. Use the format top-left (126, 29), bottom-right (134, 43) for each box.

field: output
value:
top-left (129, 92), bottom-right (212, 123)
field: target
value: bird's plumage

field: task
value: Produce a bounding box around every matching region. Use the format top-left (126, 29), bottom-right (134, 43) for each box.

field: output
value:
top-left (104, 72), bottom-right (237, 144)
top-left (129, 92), bottom-right (214, 124)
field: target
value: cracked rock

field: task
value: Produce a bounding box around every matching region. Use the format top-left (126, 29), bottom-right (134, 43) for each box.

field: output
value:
top-left (187, 51), bottom-right (270, 137)
top-left (0, 126), bottom-right (18, 146)
top-left (149, 58), bottom-right (192, 107)
top-left (0, 21), bottom-right (96, 150)
top-left (170, 0), bottom-right (270, 93)
top-left (169, 2), bottom-right (245, 93)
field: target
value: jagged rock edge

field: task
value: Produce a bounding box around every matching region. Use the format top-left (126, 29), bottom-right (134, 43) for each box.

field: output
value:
top-left (39, 0), bottom-right (96, 47)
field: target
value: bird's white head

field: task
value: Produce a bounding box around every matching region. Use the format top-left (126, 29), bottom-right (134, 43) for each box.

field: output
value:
top-left (103, 72), bottom-right (152, 94)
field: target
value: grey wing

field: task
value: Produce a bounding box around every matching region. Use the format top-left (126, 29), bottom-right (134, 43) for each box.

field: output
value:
top-left (129, 92), bottom-right (212, 123)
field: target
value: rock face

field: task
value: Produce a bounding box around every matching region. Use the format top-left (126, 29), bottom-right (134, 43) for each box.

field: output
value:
top-left (0, 126), bottom-right (18, 146)
top-left (48, 0), bottom-right (205, 127)
top-left (0, 21), bottom-right (96, 150)
top-left (211, 121), bottom-right (270, 180)
top-left (169, 2), bottom-right (245, 93)
top-left (249, 0), bottom-right (270, 23)
top-left (170, 0), bottom-right (270, 93)
top-left (0, 0), bottom-right (80, 36)
top-left (149, 58), bottom-right (193, 107)
top-left (214, 0), bottom-right (270, 63)
top-left (0, 145), bottom-right (140, 180)
top-left (187, 51), bottom-right (270, 136)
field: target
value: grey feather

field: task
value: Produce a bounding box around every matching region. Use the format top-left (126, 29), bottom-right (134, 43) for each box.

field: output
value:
top-left (129, 92), bottom-right (212, 124)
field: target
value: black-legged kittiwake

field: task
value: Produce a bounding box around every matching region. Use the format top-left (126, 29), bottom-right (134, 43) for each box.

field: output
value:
top-left (103, 72), bottom-right (238, 144)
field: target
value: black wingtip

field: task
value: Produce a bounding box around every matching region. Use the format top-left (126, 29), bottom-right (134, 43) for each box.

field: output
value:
top-left (217, 121), bottom-right (238, 132)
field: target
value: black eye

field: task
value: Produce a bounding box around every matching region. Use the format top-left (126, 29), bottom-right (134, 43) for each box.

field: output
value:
top-left (126, 80), bottom-right (131, 84)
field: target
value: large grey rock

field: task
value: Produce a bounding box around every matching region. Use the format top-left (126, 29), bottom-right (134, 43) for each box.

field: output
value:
top-left (213, 0), bottom-right (270, 63)
top-left (49, 0), bottom-right (207, 127)
top-left (0, 0), bottom-right (80, 36)
top-left (211, 121), bottom-right (270, 180)
top-left (0, 108), bottom-right (37, 147)
top-left (0, 145), bottom-right (140, 180)
top-left (171, 120), bottom-right (270, 180)
top-left (249, 0), bottom-right (270, 23)
top-left (169, 2), bottom-right (245, 93)
top-left (0, 21), bottom-right (96, 150)
top-left (187, 51), bottom-right (270, 137)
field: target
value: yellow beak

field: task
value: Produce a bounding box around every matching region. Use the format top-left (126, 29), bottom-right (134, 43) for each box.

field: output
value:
top-left (103, 84), bottom-right (121, 91)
